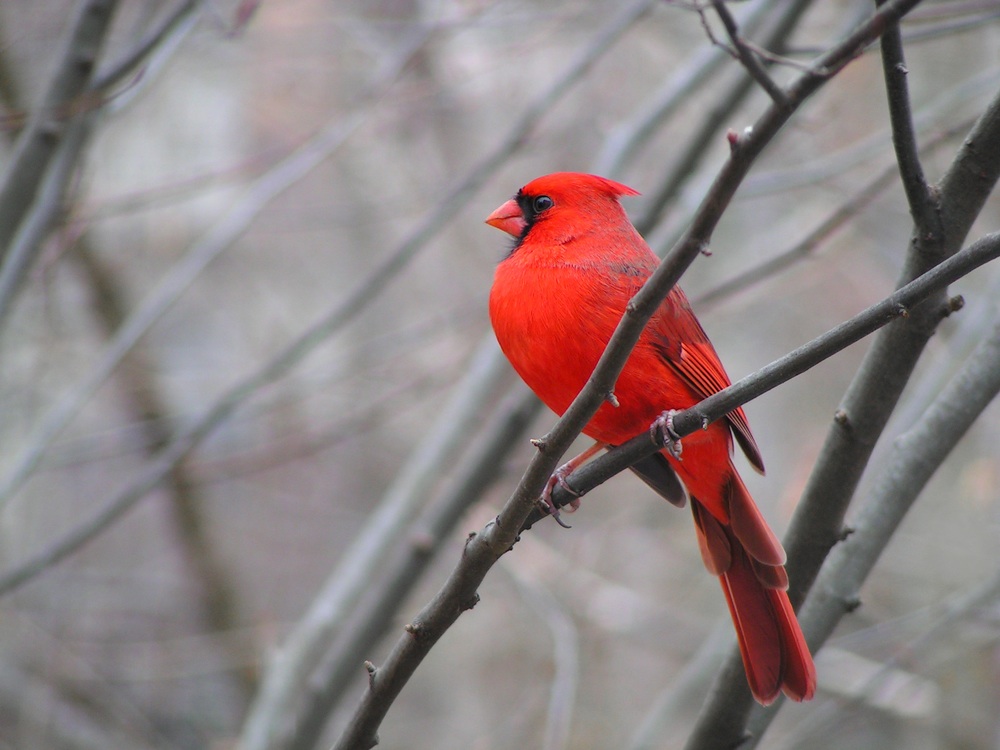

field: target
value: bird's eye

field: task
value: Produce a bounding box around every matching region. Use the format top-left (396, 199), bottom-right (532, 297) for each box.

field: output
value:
top-left (532, 195), bottom-right (554, 213)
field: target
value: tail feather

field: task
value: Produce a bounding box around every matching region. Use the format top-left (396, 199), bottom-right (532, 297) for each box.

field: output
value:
top-left (769, 586), bottom-right (816, 701)
top-left (725, 470), bottom-right (785, 566)
top-left (691, 499), bottom-right (816, 704)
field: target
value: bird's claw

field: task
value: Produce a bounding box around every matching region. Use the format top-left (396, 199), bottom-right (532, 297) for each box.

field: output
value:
top-left (650, 410), bottom-right (683, 460)
top-left (539, 462), bottom-right (582, 529)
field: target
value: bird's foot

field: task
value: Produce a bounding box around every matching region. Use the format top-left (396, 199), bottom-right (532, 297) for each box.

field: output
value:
top-left (650, 410), bottom-right (683, 460)
top-left (539, 461), bottom-right (583, 529)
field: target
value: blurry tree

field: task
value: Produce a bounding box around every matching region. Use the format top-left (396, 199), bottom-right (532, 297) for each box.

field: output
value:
top-left (0, 1), bottom-right (998, 750)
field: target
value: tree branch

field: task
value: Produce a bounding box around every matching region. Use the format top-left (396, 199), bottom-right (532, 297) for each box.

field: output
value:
top-left (89, 0), bottom-right (200, 93)
top-left (878, 0), bottom-right (943, 238)
top-left (694, 113), bottom-right (973, 310)
top-left (527, 231), bottom-right (1000, 526)
top-left (328, 2), bottom-right (927, 748)
top-left (635, 0), bottom-right (815, 235)
top-left (743, 313), bottom-right (1000, 746)
top-left (0, 27), bottom-right (434, 510)
top-left (593, 0), bottom-right (779, 178)
top-left (0, 0), bottom-right (118, 262)
top-left (684, 73), bottom-right (1000, 750)
top-left (710, 0), bottom-right (789, 106)
top-left (238, 344), bottom-right (523, 750)
top-left (0, 117), bottom-right (89, 322)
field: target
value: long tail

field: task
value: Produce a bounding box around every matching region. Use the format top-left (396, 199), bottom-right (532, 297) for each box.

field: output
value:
top-left (690, 473), bottom-right (816, 705)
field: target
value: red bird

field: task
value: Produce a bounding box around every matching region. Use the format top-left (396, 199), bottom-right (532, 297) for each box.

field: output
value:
top-left (486, 172), bottom-right (815, 705)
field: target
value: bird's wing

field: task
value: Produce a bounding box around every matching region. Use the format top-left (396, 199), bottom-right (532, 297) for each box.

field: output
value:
top-left (675, 338), bottom-right (764, 474)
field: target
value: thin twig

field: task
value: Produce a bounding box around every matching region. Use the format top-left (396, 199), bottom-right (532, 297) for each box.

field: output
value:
top-left (89, 0), bottom-right (200, 93)
top-left (635, 0), bottom-right (814, 235)
top-left (0, 28), bottom-right (432, 510)
top-left (878, 0), bottom-right (943, 238)
top-left (694, 113), bottom-right (974, 310)
top-left (711, 0), bottom-right (789, 106)
top-left (594, 0), bottom-right (780, 178)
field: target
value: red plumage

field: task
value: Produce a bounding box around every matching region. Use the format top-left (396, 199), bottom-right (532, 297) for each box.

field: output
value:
top-left (486, 172), bottom-right (815, 704)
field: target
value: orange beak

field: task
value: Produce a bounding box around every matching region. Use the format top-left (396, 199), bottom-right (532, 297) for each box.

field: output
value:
top-left (485, 198), bottom-right (527, 238)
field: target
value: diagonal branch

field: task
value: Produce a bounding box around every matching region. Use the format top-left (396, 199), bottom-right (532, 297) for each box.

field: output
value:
top-left (526, 230), bottom-right (1000, 527)
top-left (744, 314), bottom-right (1000, 746)
top-left (89, 0), bottom-right (200, 93)
top-left (684, 73), bottom-right (1000, 750)
top-left (594, 0), bottom-right (780, 178)
top-left (0, 0), bottom-right (119, 262)
top-left (635, 0), bottom-right (814, 235)
top-left (0, 27), bottom-right (433, 511)
top-left (328, 2), bottom-right (927, 748)
top-left (694, 112), bottom-right (974, 310)
top-left (710, 0), bottom-right (789, 106)
top-left (0, 117), bottom-right (90, 322)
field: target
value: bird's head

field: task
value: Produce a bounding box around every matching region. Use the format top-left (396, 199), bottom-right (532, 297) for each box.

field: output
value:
top-left (485, 172), bottom-right (640, 245)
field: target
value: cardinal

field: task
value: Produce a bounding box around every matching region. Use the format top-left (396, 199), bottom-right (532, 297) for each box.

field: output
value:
top-left (486, 172), bottom-right (815, 704)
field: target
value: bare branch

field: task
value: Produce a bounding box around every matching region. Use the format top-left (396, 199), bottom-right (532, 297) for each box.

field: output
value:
top-left (744, 313), bottom-right (1000, 746)
top-left (0, 0), bottom-right (118, 261)
top-left (635, 0), bottom-right (814, 235)
top-left (89, 0), bottom-right (200, 93)
top-left (0, 118), bottom-right (88, 321)
top-left (684, 73), bottom-right (1000, 750)
top-left (695, 113), bottom-right (974, 309)
top-left (0, 28), bottom-right (432, 510)
top-left (328, 3), bottom-right (928, 747)
top-left (528, 231), bottom-right (1000, 526)
top-left (594, 0), bottom-right (778, 178)
top-left (710, 0), bottom-right (789, 106)
top-left (878, 0), bottom-right (943, 237)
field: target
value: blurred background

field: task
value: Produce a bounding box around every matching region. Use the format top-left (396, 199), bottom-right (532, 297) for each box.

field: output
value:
top-left (1, 1), bottom-right (999, 748)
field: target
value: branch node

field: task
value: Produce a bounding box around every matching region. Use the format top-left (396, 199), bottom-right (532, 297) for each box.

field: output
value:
top-left (463, 530), bottom-right (477, 551)
top-left (364, 660), bottom-right (378, 686)
top-left (404, 622), bottom-right (421, 637)
top-left (833, 409), bottom-right (850, 427)
top-left (896, 303), bottom-right (910, 319)
top-left (726, 128), bottom-right (741, 151)
top-left (843, 596), bottom-right (863, 613)
top-left (946, 294), bottom-right (965, 315)
top-left (39, 119), bottom-right (63, 142)
top-left (460, 592), bottom-right (481, 612)
top-left (605, 390), bottom-right (620, 408)
top-left (838, 525), bottom-right (855, 543)
top-left (530, 437), bottom-right (546, 450)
